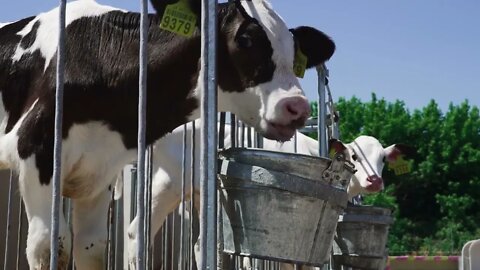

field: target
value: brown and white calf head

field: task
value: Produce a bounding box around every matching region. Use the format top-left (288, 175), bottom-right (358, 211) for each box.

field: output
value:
top-left (329, 136), bottom-right (415, 199)
top-left (152, 0), bottom-right (335, 141)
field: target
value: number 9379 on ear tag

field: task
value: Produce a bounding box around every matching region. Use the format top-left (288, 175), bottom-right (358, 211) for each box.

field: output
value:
top-left (160, 0), bottom-right (197, 37)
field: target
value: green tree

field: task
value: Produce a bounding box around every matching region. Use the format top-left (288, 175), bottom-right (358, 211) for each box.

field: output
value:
top-left (310, 94), bottom-right (480, 255)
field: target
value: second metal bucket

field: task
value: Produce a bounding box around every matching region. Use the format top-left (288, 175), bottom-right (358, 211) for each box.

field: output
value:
top-left (217, 148), bottom-right (355, 266)
top-left (333, 205), bottom-right (394, 270)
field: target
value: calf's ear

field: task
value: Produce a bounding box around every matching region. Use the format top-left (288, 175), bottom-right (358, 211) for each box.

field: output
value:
top-left (328, 138), bottom-right (347, 159)
top-left (384, 143), bottom-right (416, 163)
top-left (150, 0), bottom-right (201, 23)
top-left (290, 26), bottom-right (335, 69)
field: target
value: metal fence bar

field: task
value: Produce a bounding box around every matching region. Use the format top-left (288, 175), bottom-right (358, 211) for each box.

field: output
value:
top-left (15, 198), bottom-right (24, 270)
top-left (114, 178), bottom-right (124, 270)
top-left (190, 120), bottom-right (197, 270)
top-left (162, 222), bottom-right (168, 270)
top-left (317, 65), bottom-right (328, 158)
top-left (294, 132), bottom-right (298, 153)
top-left (236, 119), bottom-right (241, 147)
top-left (171, 212), bottom-right (176, 269)
top-left (130, 165), bottom-right (138, 221)
top-left (240, 122), bottom-right (245, 147)
top-left (135, 0), bottom-right (149, 268)
top-left (255, 130), bottom-right (263, 149)
top-left (230, 114), bottom-right (236, 148)
top-left (145, 146), bottom-right (154, 269)
top-left (247, 126), bottom-right (252, 148)
top-left (219, 113), bottom-right (226, 149)
top-left (106, 191), bottom-right (115, 270)
top-left (50, 0), bottom-right (66, 268)
top-left (3, 171), bottom-right (14, 270)
top-left (63, 198), bottom-right (73, 270)
top-left (180, 124), bottom-right (188, 269)
top-left (199, 0), bottom-right (219, 268)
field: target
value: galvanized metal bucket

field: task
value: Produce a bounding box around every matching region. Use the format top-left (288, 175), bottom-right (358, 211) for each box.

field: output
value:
top-left (332, 205), bottom-right (394, 270)
top-left (217, 148), bottom-right (355, 266)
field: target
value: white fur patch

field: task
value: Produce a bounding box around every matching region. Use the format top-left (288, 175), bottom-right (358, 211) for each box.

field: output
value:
top-left (0, 22), bottom-right (13, 28)
top-left (12, 0), bottom-right (125, 71)
top-left (0, 99), bottom-right (39, 170)
top-left (61, 122), bottom-right (136, 199)
top-left (241, 0), bottom-right (295, 70)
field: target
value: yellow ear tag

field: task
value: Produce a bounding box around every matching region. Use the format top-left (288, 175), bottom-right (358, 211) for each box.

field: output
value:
top-left (160, 0), bottom-right (197, 37)
top-left (388, 155), bottom-right (412, 176)
top-left (293, 48), bottom-right (308, 78)
top-left (329, 148), bottom-right (336, 159)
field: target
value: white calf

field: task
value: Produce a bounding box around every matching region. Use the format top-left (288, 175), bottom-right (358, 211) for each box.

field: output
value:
top-left (128, 121), bottom-right (414, 266)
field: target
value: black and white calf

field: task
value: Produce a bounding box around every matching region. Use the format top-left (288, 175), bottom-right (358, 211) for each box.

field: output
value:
top-left (0, 0), bottom-right (334, 269)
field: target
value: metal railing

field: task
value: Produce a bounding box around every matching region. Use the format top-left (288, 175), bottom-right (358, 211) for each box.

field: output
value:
top-left (0, 1), bottom-right (337, 269)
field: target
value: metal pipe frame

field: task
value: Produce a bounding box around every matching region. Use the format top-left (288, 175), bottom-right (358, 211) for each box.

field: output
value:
top-left (135, 0), bottom-right (149, 268)
top-left (317, 65), bottom-right (329, 158)
top-left (199, 0), bottom-right (219, 269)
top-left (50, 0), bottom-right (66, 268)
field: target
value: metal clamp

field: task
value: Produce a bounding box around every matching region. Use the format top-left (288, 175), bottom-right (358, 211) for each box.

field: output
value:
top-left (322, 153), bottom-right (356, 188)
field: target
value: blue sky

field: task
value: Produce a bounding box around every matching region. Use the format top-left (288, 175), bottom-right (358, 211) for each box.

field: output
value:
top-left (1, 1), bottom-right (479, 111)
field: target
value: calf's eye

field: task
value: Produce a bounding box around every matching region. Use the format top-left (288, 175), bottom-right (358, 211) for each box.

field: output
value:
top-left (237, 35), bottom-right (253, 49)
top-left (352, 154), bottom-right (358, 161)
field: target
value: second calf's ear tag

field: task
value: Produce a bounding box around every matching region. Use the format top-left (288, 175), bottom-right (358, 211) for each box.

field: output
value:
top-left (329, 148), bottom-right (336, 159)
top-left (388, 155), bottom-right (412, 175)
top-left (160, 0), bottom-right (197, 37)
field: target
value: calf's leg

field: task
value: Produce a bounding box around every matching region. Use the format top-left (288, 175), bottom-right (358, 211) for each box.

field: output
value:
top-left (127, 168), bottom-right (184, 269)
top-left (72, 187), bottom-right (112, 270)
top-left (19, 159), bottom-right (71, 270)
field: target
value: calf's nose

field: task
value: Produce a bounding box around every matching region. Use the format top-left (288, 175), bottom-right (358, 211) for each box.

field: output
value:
top-left (279, 96), bottom-right (311, 126)
top-left (366, 175), bottom-right (384, 191)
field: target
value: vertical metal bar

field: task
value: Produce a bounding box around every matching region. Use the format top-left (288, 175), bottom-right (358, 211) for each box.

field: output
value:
top-left (62, 198), bottom-right (73, 270)
top-left (199, 0), bottom-right (218, 269)
top-left (50, 0), bottom-right (66, 268)
top-left (218, 113), bottom-right (227, 270)
top-left (217, 191), bottom-right (224, 270)
top-left (236, 119), bottom-right (240, 147)
top-left (106, 192), bottom-right (115, 270)
top-left (145, 146), bottom-right (153, 269)
top-left (190, 120), bottom-right (196, 270)
top-left (247, 127), bottom-right (252, 148)
top-left (162, 223), bottom-right (168, 270)
top-left (130, 165), bottom-right (138, 221)
top-left (317, 65), bottom-right (328, 158)
top-left (219, 113), bottom-right (226, 149)
top-left (135, 0), bottom-right (149, 268)
top-left (294, 132), bottom-right (298, 153)
top-left (256, 133), bottom-right (264, 148)
top-left (3, 171), bottom-right (14, 270)
top-left (171, 213), bottom-right (176, 269)
top-left (114, 176), bottom-right (124, 270)
top-left (16, 199), bottom-right (24, 270)
top-left (230, 114), bottom-right (236, 148)
top-left (240, 122), bottom-right (245, 147)
top-left (180, 124), bottom-right (188, 269)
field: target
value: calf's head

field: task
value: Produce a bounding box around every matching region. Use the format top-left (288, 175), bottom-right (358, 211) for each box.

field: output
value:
top-left (329, 136), bottom-right (415, 198)
top-left (151, 0), bottom-right (335, 141)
